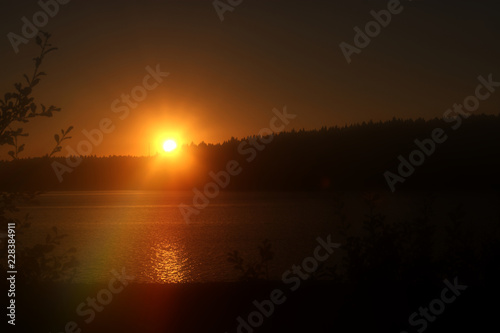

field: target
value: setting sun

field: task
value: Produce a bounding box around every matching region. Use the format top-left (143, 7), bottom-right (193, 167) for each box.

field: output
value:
top-left (163, 139), bottom-right (178, 152)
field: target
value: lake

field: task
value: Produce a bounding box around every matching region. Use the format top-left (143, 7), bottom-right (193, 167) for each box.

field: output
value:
top-left (15, 191), bottom-right (341, 283)
top-left (15, 190), bottom-right (499, 283)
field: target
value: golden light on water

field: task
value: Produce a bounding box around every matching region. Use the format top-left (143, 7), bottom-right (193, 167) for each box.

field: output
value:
top-left (146, 241), bottom-right (189, 283)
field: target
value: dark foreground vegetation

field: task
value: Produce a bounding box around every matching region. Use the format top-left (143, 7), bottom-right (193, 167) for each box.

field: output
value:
top-left (9, 279), bottom-right (498, 333)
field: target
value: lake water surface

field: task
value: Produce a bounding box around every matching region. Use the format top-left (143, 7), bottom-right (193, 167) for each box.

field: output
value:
top-left (17, 191), bottom-right (339, 283)
top-left (16, 190), bottom-right (498, 283)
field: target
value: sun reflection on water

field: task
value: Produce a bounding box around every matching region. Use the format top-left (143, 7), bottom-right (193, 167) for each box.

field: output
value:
top-left (145, 241), bottom-right (189, 283)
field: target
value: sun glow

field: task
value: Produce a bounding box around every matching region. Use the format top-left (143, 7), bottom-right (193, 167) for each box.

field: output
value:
top-left (163, 139), bottom-right (177, 152)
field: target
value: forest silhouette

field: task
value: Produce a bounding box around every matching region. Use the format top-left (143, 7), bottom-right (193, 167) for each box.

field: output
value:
top-left (2, 113), bottom-right (499, 192)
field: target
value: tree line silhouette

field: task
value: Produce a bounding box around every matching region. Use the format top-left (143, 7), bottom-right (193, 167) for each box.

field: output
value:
top-left (1, 114), bottom-right (499, 192)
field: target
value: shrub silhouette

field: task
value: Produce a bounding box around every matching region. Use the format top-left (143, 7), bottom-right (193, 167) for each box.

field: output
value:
top-left (227, 239), bottom-right (274, 281)
top-left (0, 32), bottom-right (77, 283)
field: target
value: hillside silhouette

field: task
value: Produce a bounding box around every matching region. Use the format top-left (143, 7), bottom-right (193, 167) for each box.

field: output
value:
top-left (1, 114), bottom-right (499, 192)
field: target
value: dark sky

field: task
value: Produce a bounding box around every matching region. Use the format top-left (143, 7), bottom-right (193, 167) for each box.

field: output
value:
top-left (1, 0), bottom-right (499, 157)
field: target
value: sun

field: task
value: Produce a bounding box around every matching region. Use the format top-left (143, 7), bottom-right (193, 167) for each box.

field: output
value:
top-left (163, 139), bottom-right (177, 152)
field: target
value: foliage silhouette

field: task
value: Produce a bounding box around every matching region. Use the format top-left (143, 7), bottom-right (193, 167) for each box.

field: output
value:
top-left (0, 32), bottom-right (77, 283)
top-left (227, 239), bottom-right (274, 281)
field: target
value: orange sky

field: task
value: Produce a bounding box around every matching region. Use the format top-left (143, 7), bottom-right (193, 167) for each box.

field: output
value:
top-left (1, 0), bottom-right (499, 158)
